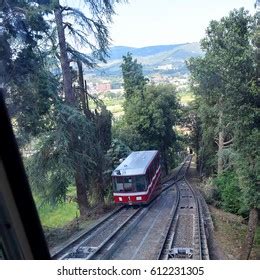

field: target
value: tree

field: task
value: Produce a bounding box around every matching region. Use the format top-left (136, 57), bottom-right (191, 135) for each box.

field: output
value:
top-left (238, 2), bottom-right (260, 259)
top-left (1, 0), bottom-right (123, 216)
top-left (26, 0), bottom-right (121, 216)
top-left (0, 0), bottom-right (55, 144)
top-left (188, 8), bottom-right (260, 259)
top-left (118, 54), bottom-right (180, 174)
top-left (121, 52), bottom-right (148, 99)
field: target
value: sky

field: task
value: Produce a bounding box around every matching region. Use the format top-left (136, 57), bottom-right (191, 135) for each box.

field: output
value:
top-left (109, 0), bottom-right (256, 47)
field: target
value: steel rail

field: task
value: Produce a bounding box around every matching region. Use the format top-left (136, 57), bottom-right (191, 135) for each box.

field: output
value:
top-left (185, 178), bottom-right (209, 260)
top-left (52, 205), bottom-right (125, 259)
top-left (184, 178), bottom-right (202, 259)
top-left (157, 184), bottom-right (180, 259)
top-left (86, 206), bottom-right (145, 259)
top-left (159, 154), bottom-right (209, 260)
top-left (158, 156), bottom-right (193, 260)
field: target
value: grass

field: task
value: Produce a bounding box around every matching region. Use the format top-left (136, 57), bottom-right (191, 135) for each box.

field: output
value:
top-left (209, 206), bottom-right (260, 259)
top-left (33, 186), bottom-right (79, 228)
top-left (107, 104), bottom-right (124, 115)
top-left (88, 97), bottom-right (125, 117)
top-left (177, 91), bottom-right (195, 105)
top-left (103, 98), bottom-right (124, 107)
top-left (38, 201), bottom-right (79, 228)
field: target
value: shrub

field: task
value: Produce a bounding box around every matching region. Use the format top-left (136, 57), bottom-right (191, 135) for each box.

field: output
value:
top-left (213, 170), bottom-right (241, 214)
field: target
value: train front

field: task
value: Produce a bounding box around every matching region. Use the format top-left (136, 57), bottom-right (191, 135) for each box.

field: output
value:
top-left (111, 151), bottom-right (160, 205)
top-left (112, 173), bottom-right (148, 205)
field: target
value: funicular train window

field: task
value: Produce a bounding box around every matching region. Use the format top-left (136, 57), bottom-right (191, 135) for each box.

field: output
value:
top-left (136, 176), bottom-right (146, 191)
top-left (115, 177), bottom-right (124, 191)
top-left (123, 176), bottom-right (134, 191)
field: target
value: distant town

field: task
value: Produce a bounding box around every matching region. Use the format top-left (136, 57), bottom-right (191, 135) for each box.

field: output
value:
top-left (86, 74), bottom-right (189, 97)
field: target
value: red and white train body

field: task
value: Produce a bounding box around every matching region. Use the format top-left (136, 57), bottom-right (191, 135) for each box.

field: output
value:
top-left (112, 150), bottom-right (161, 205)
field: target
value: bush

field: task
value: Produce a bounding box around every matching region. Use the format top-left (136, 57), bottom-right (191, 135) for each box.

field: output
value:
top-left (200, 177), bottom-right (220, 205)
top-left (213, 170), bottom-right (241, 214)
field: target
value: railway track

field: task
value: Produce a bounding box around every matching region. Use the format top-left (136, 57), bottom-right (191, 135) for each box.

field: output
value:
top-left (158, 156), bottom-right (209, 260)
top-left (52, 206), bottom-right (136, 259)
top-left (52, 155), bottom-right (208, 260)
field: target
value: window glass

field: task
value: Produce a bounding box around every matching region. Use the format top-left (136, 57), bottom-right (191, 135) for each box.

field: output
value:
top-left (115, 177), bottom-right (124, 192)
top-left (123, 176), bottom-right (135, 191)
top-left (116, 177), bottom-right (124, 183)
top-left (136, 176), bottom-right (146, 191)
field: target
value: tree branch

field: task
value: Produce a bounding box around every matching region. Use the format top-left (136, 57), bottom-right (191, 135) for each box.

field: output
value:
top-left (223, 138), bottom-right (233, 146)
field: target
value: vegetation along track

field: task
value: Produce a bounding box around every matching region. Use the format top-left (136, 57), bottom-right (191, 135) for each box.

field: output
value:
top-left (52, 155), bottom-right (204, 260)
top-left (159, 156), bottom-right (209, 260)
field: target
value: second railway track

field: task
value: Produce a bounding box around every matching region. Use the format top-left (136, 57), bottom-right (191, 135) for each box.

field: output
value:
top-left (159, 157), bottom-right (209, 260)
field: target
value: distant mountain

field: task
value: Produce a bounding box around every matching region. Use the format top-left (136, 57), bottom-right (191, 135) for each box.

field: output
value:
top-left (85, 42), bottom-right (203, 77)
top-left (107, 43), bottom-right (188, 60)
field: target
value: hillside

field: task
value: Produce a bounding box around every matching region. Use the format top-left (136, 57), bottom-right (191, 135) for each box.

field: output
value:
top-left (85, 42), bottom-right (203, 77)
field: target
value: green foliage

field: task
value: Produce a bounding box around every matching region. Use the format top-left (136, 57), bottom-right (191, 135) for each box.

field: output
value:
top-left (125, 84), bottom-right (179, 152)
top-left (214, 171), bottom-right (241, 214)
top-left (118, 53), bottom-right (180, 173)
top-left (234, 127), bottom-right (260, 210)
top-left (2, 0), bottom-right (123, 214)
top-left (8, 49), bottom-right (58, 144)
top-left (188, 8), bottom-right (259, 215)
top-left (106, 138), bottom-right (131, 170)
top-left (255, 226), bottom-right (260, 247)
top-left (26, 104), bottom-right (96, 204)
top-left (121, 52), bottom-right (148, 99)
top-left (117, 54), bottom-right (179, 172)
top-left (1, 1), bottom-right (56, 145)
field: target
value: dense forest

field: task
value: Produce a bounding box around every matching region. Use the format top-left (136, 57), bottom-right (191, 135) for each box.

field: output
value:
top-left (0, 1), bottom-right (259, 259)
top-left (187, 8), bottom-right (259, 259)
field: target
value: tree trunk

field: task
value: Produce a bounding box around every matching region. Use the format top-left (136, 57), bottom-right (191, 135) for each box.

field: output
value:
top-left (54, 3), bottom-right (89, 216)
top-left (95, 176), bottom-right (105, 206)
top-left (217, 106), bottom-right (224, 175)
top-left (54, 5), bottom-right (75, 104)
top-left (217, 129), bottom-right (224, 174)
top-left (76, 60), bottom-right (90, 117)
top-left (75, 165), bottom-right (90, 217)
top-left (92, 154), bottom-right (105, 206)
top-left (239, 208), bottom-right (259, 259)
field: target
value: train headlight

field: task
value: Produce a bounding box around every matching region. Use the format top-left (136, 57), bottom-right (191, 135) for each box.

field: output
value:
top-left (136, 196), bottom-right (142, 201)
top-left (118, 197), bottom-right (123, 201)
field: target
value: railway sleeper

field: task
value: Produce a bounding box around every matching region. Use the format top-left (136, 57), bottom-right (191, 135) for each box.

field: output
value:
top-left (168, 247), bottom-right (193, 259)
top-left (66, 246), bottom-right (97, 259)
top-left (179, 205), bottom-right (194, 209)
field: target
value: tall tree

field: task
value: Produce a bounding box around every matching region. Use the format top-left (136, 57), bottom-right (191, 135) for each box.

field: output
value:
top-left (121, 52), bottom-right (148, 99)
top-left (0, 0), bottom-right (57, 146)
top-left (119, 54), bottom-right (179, 174)
top-left (188, 8), bottom-right (260, 259)
top-left (1, 0), bottom-right (122, 216)
top-left (32, 0), bottom-right (121, 215)
top-left (239, 2), bottom-right (260, 259)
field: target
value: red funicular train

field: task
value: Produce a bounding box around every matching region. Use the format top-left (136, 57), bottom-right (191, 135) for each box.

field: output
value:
top-left (112, 150), bottom-right (161, 205)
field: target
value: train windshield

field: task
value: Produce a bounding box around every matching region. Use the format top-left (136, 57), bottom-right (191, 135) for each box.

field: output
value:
top-left (113, 176), bottom-right (146, 192)
top-left (135, 176), bottom-right (146, 191)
